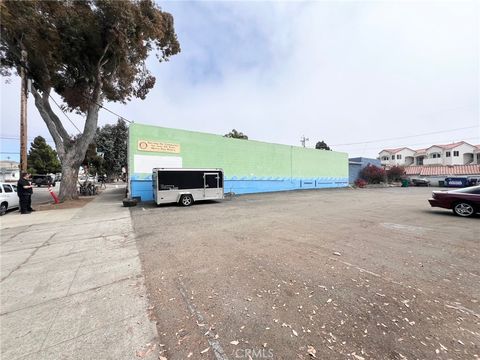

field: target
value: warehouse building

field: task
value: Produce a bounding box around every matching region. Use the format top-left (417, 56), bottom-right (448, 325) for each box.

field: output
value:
top-left (128, 123), bottom-right (348, 201)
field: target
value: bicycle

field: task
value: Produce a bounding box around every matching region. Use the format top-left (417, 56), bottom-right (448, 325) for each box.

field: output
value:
top-left (98, 175), bottom-right (107, 190)
top-left (78, 180), bottom-right (98, 196)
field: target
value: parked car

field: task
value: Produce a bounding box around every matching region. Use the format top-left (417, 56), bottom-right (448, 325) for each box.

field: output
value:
top-left (428, 185), bottom-right (480, 217)
top-left (32, 174), bottom-right (56, 187)
top-left (411, 178), bottom-right (430, 186)
top-left (0, 183), bottom-right (19, 216)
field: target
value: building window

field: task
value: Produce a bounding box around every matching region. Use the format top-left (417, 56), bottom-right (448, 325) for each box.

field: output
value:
top-left (446, 152), bottom-right (451, 157)
top-left (453, 151), bottom-right (459, 157)
top-left (397, 154), bottom-right (402, 159)
top-left (391, 156), bottom-right (395, 160)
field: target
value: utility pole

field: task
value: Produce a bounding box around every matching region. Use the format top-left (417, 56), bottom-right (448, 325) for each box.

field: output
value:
top-left (300, 135), bottom-right (309, 148)
top-left (19, 50), bottom-right (28, 172)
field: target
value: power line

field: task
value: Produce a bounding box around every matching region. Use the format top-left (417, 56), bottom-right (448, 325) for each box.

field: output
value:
top-left (331, 125), bottom-right (479, 147)
top-left (96, 103), bottom-right (132, 124)
top-left (12, 54), bottom-right (133, 133)
top-left (1, 135), bottom-right (55, 143)
top-left (48, 94), bottom-right (82, 133)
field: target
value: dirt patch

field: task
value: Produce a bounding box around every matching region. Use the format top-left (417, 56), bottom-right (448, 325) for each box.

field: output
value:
top-left (35, 196), bottom-right (95, 211)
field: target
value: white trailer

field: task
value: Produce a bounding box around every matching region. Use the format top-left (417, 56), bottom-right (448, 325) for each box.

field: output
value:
top-left (153, 168), bottom-right (224, 206)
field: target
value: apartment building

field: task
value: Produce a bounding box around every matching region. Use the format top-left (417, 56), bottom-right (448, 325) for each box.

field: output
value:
top-left (379, 141), bottom-right (480, 166)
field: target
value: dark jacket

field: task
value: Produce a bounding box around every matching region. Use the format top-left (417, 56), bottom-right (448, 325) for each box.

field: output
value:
top-left (17, 178), bottom-right (33, 196)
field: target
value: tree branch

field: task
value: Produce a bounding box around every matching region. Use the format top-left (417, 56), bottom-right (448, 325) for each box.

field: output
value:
top-left (40, 91), bottom-right (72, 143)
top-left (97, 43), bottom-right (111, 68)
top-left (30, 85), bottom-right (66, 158)
top-left (76, 74), bottom-right (102, 156)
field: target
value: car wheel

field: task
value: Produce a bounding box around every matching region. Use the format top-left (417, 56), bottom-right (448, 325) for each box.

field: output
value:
top-left (453, 202), bottom-right (476, 217)
top-left (0, 203), bottom-right (7, 216)
top-left (179, 194), bottom-right (193, 207)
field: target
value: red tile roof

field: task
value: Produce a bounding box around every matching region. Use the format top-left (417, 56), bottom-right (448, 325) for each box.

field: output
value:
top-left (404, 165), bottom-right (480, 176)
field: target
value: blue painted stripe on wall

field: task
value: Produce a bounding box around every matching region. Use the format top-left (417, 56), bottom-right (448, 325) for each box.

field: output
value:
top-left (130, 177), bottom-right (348, 201)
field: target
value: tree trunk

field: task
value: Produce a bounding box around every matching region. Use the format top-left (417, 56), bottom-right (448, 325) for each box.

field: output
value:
top-left (31, 84), bottom-right (101, 201)
top-left (58, 157), bottom-right (81, 201)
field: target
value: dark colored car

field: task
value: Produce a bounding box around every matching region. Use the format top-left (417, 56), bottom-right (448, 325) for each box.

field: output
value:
top-left (411, 178), bottom-right (430, 186)
top-left (32, 174), bottom-right (56, 187)
top-left (428, 185), bottom-right (480, 217)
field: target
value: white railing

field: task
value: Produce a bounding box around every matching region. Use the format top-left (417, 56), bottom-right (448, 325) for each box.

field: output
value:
top-left (423, 158), bottom-right (444, 165)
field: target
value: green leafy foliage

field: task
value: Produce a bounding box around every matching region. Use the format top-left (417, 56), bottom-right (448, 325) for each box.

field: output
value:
top-left (224, 129), bottom-right (248, 140)
top-left (82, 143), bottom-right (104, 176)
top-left (27, 136), bottom-right (61, 174)
top-left (315, 141), bottom-right (331, 150)
top-left (1, 0), bottom-right (180, 112)
top-left (95, 119), bottom-right (128, 178)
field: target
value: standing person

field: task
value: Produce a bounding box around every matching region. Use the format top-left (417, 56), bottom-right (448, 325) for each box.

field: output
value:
top-left (17, 172), bottom-right (34, 214)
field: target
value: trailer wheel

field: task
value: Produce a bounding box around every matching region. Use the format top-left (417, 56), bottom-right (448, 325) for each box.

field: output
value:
top-left (180, 194), bottom-right (193, 207)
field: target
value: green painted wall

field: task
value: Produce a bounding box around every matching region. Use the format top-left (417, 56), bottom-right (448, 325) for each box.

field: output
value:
top-left (128, 123), bottom-right (348, 179)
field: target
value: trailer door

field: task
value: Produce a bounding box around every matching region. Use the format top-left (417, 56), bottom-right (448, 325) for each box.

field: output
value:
top-left (204, 172), bottom-right (221, 199)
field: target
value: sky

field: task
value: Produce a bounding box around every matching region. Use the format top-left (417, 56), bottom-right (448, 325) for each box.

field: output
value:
top-left (1, 0), bottom-right (479, 162)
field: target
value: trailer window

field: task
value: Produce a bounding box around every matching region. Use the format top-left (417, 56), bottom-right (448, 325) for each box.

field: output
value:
top-left (205, 174), bottom-right (219, 188)
top-left (158, 171), bottom-right (223, 190)
top-left (158, 171), bottom-right (204, 190)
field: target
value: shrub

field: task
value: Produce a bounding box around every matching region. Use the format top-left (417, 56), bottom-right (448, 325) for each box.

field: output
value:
top-left (354, 178), bottom-right (367, 188)
top-left (359, 165), bottom-right (386, 184)
top-left (387, 165), bottom-right (405, 182)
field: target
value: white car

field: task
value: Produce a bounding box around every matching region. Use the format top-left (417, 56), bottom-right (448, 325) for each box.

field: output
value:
top-left (0, 183), bottom-right (19, 216)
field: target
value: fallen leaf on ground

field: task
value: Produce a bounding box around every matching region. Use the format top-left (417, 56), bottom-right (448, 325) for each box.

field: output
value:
top-left (135, 343), bottom-right (156, 358)
top-left (307, 345), bottom-right (316, 357)
top-left (230, 340), bottom-right (239, 345)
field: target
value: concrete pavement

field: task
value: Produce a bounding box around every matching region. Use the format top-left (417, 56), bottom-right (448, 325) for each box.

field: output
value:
top-left (0, 188), bottom-right (159, 359)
